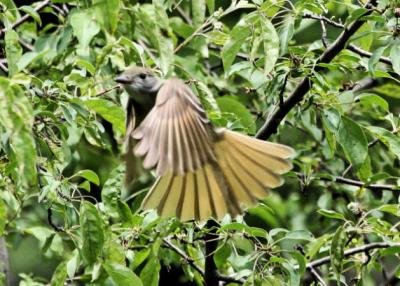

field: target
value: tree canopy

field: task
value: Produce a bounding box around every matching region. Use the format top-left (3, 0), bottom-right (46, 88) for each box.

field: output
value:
top-left (1, 0), bottom-right (400, 285)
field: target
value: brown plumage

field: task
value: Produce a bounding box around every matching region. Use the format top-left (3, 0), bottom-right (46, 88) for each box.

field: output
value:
top-left (115, 67), bottom-right (294, 221)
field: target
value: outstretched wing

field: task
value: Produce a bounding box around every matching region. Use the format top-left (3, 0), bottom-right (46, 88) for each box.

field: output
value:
top-left (132, 79), bottom-right (216, 176)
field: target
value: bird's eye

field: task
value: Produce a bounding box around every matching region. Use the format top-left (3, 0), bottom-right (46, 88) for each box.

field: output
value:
top-left (139, 73), bottom-right (147, 80)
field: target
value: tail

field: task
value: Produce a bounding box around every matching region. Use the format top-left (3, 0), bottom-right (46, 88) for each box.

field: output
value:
top-left (141, 129), bottom-right (294, 221)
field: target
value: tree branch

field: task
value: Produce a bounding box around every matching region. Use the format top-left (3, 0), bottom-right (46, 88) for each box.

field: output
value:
top-left (256, 0), bottom-right (378, 139)
top-left (163, 236), bottom-right (245, 284)
top-left (0, 0), bottom-right (51, 36)
top-left (305, 242), bottom-right (400, 269)
top-left (317, 175), bottom-right (398, 191)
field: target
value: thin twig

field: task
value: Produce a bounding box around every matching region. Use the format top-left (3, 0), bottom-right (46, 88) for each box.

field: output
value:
top-left (320, 19), bottom-right (328, 48)
top-left (0, 0), bottom-right (51, 35)
top-left (256, 0), bottom-right (378, 139)
top-left (95, 85), bottom-right (120, 97)
top-left (304, 242), bottom-right (400, 269)
top-left (303, 14), bottom-right (344, 29)
top-left (0, 61), bottom-right (8, 73)
top-left (309, 266), bottom-right (327, 286)
top-left (162, 238), bottom-right (204, 275)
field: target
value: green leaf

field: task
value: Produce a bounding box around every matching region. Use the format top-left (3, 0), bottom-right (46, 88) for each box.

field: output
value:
top-left (390, 44), bottom-right (400, 76)
top-left (102, 165), bottom-right (124, 218)
top-left (5, 29), bottom-right (22, 76)
top-left (317, 209), bottom-right (346, 221)
top-left (284, 230), bottom-right (314, 241)
top-left (358, 93), bottom-right (388, 112)
top-left (368, 46), bottom-right (385, 75)
top-left (368, 126), bottom-right (400, 160)
top-left (330, 226), bottom-right (346, 280)
top-left (221, 16), bottom-right (252, 72)
top-left (80, 201), bottom-right (105, 265)
top-left (72, 169), bottom-right (100, 186)
top-left (50, 261), bottom-right (67, 286)
top-left (260, 0), bottom-right (285, 17)
top-left (84, 99), bottom-right (125, 134)
top-left (92, 0), bottom-right (120, 33)
top-left (216, 96), bottom-right (256, 134)
top-left (140, 257), bottom-right (160, 286)
top-left (0, 198), bottom-right (6, 236)
top-left (192, 0), bottom-right (206, 27)
top-left (278, 15), bottom-right (294, 55)
top-left (104, 261), bottom-right (143, 286)
top-left (0, 79), bottom-right (36, 189)
top-left (70, 9), bottom-right (100, 56)
top-left (136, 6), bottom-right (173, 75)
top-left (337, 116), bottom-right (368, 172)
top-left (259, 14), bottom-right (280, 74)
top-left (19, 5), bottom-right (42, 26)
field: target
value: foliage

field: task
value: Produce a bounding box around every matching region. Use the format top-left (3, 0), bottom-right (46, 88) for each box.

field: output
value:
top-left (1, 0), bottom-right (400, 285)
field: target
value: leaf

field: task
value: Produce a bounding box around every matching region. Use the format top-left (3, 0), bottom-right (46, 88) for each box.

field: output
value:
top-left (92, 0), bottom-right (120, 33)
top-left (337, 116), bottom-right (368, 172)
top-left (72, 169), bottom-right (100, 186)
top-left (66, 250), bottom-right (80, 279)
top-left (317, 209), bottom-right (346, 221)
top-left (80, 201), bottom-right (105, 265)
top-left (192, 0), bottom-right (206, 27)
top-left (278, 15), bottom-right (294, 55)
top-left (368, 126), bottom-right (400, 160)
top-left (259, 14), bottom-right (280, 75)
top-left (330, 226), bottom-right (347, 280)
top-left (5, 29), bottom-right (22, 76)
top-left (84, 99), bottom-right (125, 134)
top-left (102, 165), bottom-right (124, 218)
top-left (136, 6), bottom-right (173, 75)
top-left (260, 0), bottom-right (285, 17)
top-left (0, 79), bottom-right (36, 189)
top-left (216, 96), bottom-right (256, 134)
top-left (104, 261), bottom-right (143, 286)
top-left (19, 5), bottom-right (42, 26)
top-left (368, 46), bottom-right (385, 75)
top-left (70, 9), bottom-right (100, 56)
top-left (221, 16), bottom-right (252, 72)
top-left (140, 257), bottom-right (160, 286)
top-left (284, 230), bottom-right (314, 241)
top-left (358, 93), bottom-right (388, 112)
top-left (50, 261), bottom-right (67, 286)
top-left (0, 199), bottom-right (6, 236)
top-left (390, 44), bottom-right (400, 76)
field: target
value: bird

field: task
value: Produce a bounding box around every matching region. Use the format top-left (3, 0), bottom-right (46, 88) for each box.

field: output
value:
top-left (115, 67), bottom-right (294, 221)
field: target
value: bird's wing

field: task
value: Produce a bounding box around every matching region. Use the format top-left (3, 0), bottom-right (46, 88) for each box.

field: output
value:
top-left (132, 79), bottom-right (216, 176)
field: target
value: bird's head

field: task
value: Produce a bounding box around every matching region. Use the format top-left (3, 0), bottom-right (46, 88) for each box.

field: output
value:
top-left (115, 67), bottom-right (162, 95)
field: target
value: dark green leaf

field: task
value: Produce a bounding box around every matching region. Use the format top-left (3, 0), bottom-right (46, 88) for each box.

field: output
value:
top-left (337, 116), bottom-right (368, 171)
top-left (104, 261), bottom-right (143, 286)
top-left (80, 201), bottom-right (105, 265)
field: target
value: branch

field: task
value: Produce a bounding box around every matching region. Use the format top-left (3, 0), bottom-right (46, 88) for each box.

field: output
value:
top-left (162, 236), bottom-right (245, 284)
top-left (0, 0), bottom-right (51, 35)
top-left (256, 0), bottom-right (378, 139)
top-left (316, 175), bottom-right (398, 191)
top-left (347, 44), bottom-right (392, 65)
top-left (162, 238), bottom-right (204, 276)
top-left (303, 14), bottom-right (344, 29)
top-left (305, 242), bottom-right (400, 269)
top-left (303, 14), bottom-right (392, 66)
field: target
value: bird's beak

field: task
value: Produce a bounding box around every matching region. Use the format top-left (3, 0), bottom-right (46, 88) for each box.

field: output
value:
top-left (114, 74), bottom-right (131, 84)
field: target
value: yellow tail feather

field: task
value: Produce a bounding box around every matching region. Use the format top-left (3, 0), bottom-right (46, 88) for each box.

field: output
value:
top-left (141, 130), bottom-right (294, 221)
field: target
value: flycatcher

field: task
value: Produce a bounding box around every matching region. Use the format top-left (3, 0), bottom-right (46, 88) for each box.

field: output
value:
top-left (115, 67), bottom-right (294, 221)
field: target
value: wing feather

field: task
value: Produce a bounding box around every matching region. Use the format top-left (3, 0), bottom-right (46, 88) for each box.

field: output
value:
top-left (133, 79), bottom-right (216, 176)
